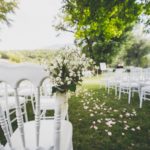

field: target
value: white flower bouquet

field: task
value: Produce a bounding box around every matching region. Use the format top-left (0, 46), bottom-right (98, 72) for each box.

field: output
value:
top-left (45, 50), bottom-right (94, 93)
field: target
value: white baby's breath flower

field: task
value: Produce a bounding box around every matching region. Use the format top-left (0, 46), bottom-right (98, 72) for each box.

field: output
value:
top-left (67, 81), bottom-right (71, 85)
top-left (56, 77), bottom-right (61, 82)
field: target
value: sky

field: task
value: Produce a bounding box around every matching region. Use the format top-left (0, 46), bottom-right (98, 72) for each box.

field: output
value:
top-left (0, 0), bottom-right (75, 50)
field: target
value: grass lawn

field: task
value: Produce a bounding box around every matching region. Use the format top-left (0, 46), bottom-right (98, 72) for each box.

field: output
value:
top-left (1, 76), bottom-right (150, 150)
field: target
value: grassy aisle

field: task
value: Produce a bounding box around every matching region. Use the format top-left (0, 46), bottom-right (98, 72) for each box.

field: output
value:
top-left (69, 76), bottom-right (150, 150)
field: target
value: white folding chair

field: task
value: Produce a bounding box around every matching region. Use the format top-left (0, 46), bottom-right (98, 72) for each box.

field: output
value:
top-left (107, 69), bottom-right (125, 96)
top-left (118, 68), bottom-right (141, 104)
top-left (140, 86), bottom-right (150, 108)
top-left (0, 63), bottom-right (73, 150)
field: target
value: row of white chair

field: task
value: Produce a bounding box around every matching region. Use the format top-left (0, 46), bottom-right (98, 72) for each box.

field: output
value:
top-left (104, 67), bottom-right (150, 108)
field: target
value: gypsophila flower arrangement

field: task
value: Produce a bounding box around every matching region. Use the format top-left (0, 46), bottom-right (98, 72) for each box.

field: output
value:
top-left (45, 50), bottom-right (94, 93)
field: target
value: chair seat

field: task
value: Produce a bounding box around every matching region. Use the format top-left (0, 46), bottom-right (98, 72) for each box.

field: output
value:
top-left (4, 120), bottom-right (73, 150)
top-left (0, 96), bottom-right (26, 110)
top-left (120, 82), bottom-right (140, 88)
top-left (40, 96), bottom-right (56, 110)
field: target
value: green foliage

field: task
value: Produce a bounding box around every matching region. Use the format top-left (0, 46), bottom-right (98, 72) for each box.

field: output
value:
top-left (142, 0), bottom-right (150, 33)
top-left (56, 0), bottom-right (149, 64)
top-left (0, 50), bottom-right (56, 63)
top-left (0, 51), bottom-right (9, 59)
top-left (7, 52), bottom-right (22, 63)
top-left (123, 39), bottom-right (150, 67)
top-left (0, 0), bottom-right (17, 25)
top-left (110, 32), bottom-right (150, 68)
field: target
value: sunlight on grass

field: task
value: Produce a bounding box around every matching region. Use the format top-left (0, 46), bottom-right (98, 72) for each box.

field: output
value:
top-left (69, 76), bottom-right (150, 150)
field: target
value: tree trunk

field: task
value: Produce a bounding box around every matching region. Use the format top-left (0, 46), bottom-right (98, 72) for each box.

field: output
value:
top-left (85, 37), bottom-right (94, 59)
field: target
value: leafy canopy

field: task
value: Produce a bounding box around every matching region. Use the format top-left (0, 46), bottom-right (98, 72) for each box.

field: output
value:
top-left (56, 0), bottom-right (149, 64)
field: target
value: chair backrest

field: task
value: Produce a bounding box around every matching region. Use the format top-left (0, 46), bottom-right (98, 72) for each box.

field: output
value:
top-left (42, 78), bottom-right (53, 96)
top-left (143, 68), bottom-right (150, 81)
top-left (0, 63), bottom-right (64, 150)
top-left (130, 67), bottom-right (143, 81)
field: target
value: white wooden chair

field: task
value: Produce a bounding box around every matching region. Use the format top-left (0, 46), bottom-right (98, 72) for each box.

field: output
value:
top-left (0, 63), bottom-right (73, 150)
top-left (118, 68), bottom-right (141, 104)
top-left (0, 64), bottom-right (28, 135)
top-left (140, 86), bottom-right (150, 108)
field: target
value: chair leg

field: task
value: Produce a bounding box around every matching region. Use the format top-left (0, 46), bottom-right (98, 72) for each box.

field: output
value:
top-left (41, 110), bottom-right (46, 119)
top-left (119, 87), bottom-right (121, 100)
top-left (107, 86), bottom-right (110, 94)
top-left (132, 91), bottom-right (134, 97)
top-left (24, 102), bottom-right (28, 122)
top-left (140, 91), bottom-right (143, 108)
top-left (128, 88), bottom-right (131, 104)
top-left (5, 110), bottom-right (13, 135)
top-left (31, 94), bottom-right (35, 114)
top-left (115, 85), bottom-right (117, 96)
top-left (65, 112), bottom-right (69, 121)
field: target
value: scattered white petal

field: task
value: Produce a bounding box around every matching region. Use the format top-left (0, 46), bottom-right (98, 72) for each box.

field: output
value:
top-left (84, 106), bottom-right (89, 110)
top-left (92, 121), bottom-right (96, 124)
top-left (108, 131), bottom-right (112, 136)
top-left (90, 113), bottom-right (94, 117)
top-left (97, 119), bottom-right (101, 123)
top-left (125, 113), bottom-right (130, 117)
top-left (131, 128), bottom-right (135, 131)
top-left (93, 125), bottom-right (98, 130)
top-left (136, 126), bottom-right (141, 130)
top-left (120, 114), bottom-right (123, 118)
top-left (122, 132), bottom-right (125, 136)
